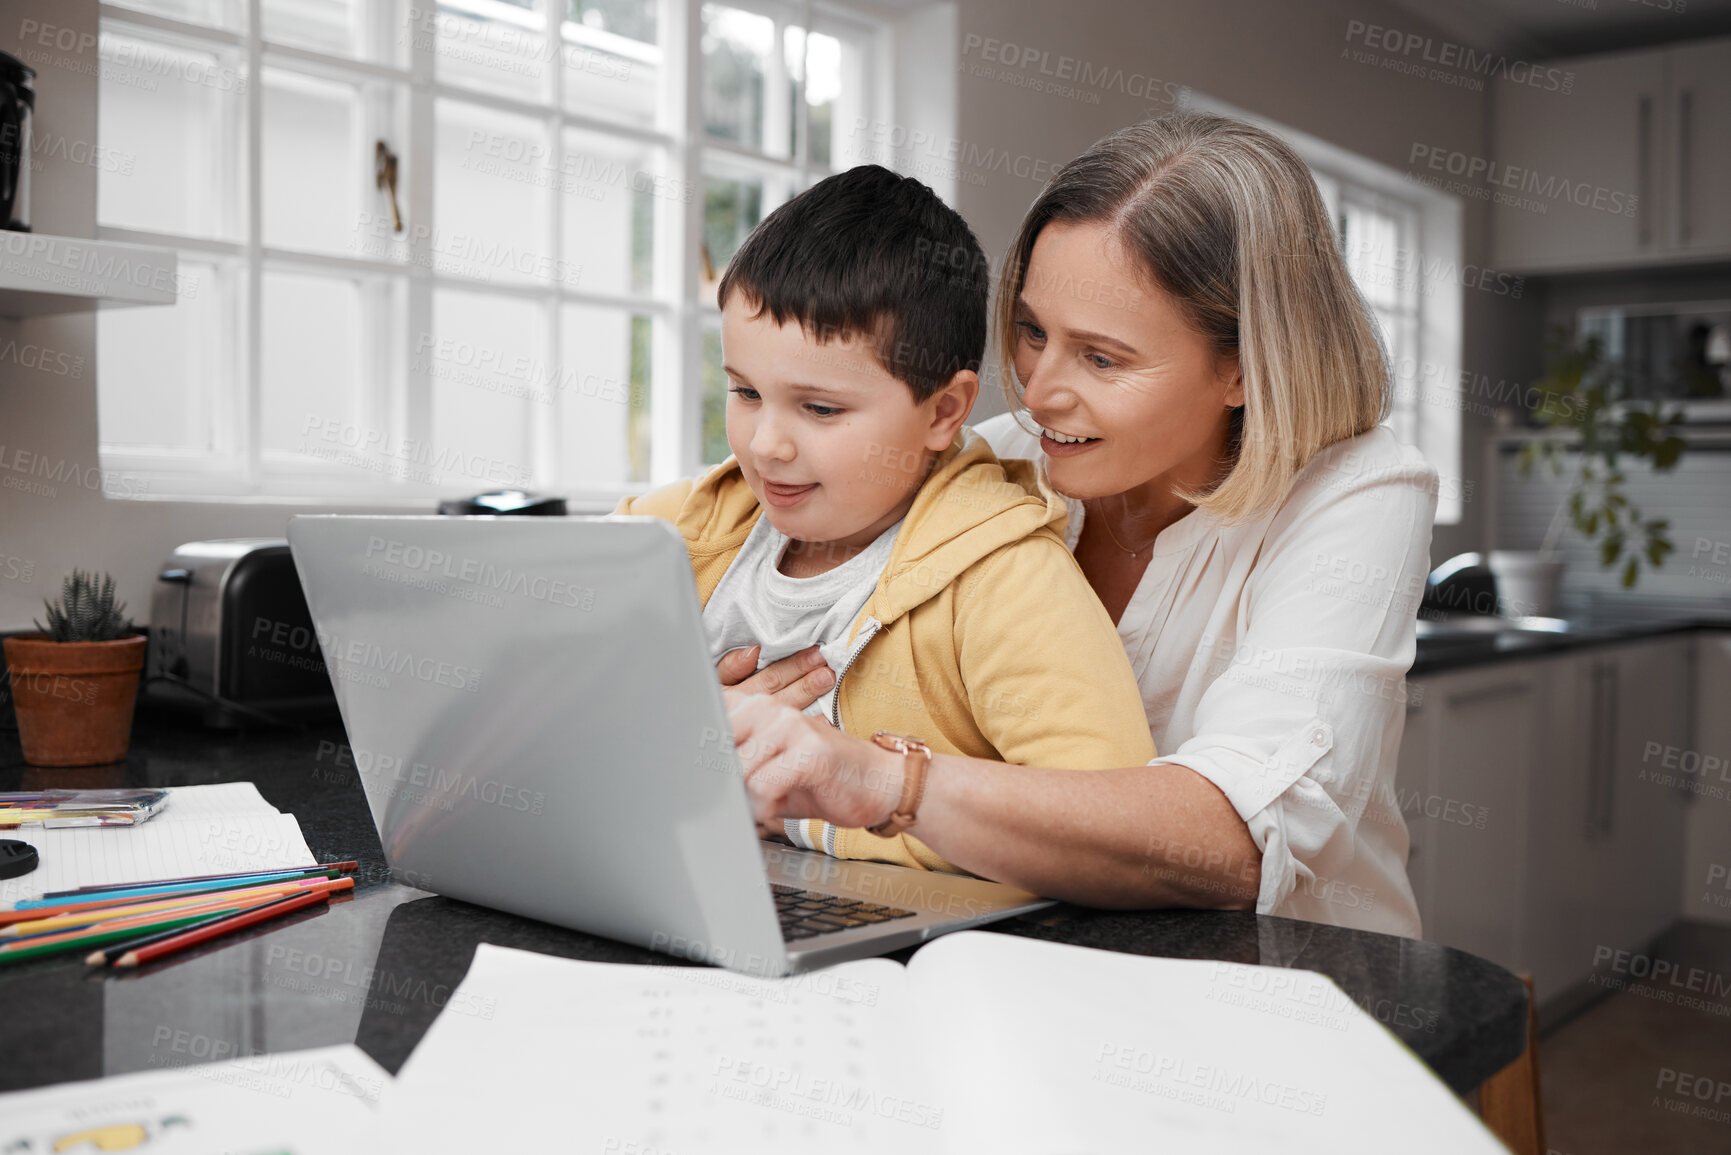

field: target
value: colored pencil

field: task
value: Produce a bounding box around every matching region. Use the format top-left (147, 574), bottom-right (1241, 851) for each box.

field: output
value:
top-left (12, 867), bottom-right (345, 912)
top-left (1, 879), bottom-right (349, 950)
top-left (2, 876), bottom-right (343, 938)
top-left (114, 888), bottom-right (335, 968)
top-left (86, 891), bottom-right (337, 965)
top-left (0, 911), bottom-right (230, 965)
top-left (0, 870), bottom-right (344, 928)
top-left (39, 860), bottom-right (358, 899)
top-left (16, 862), bottom-right (353, 907)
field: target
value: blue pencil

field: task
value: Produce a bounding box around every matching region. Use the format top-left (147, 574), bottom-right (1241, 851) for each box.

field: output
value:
top-left (12, 868), bottom-right (335, 910)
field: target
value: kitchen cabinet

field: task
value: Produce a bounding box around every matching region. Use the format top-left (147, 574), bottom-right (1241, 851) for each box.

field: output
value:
top-left (1522, 640), bottom-right (1690, 1003)
top-left (1667, 42), bottom-right (1731, 255)
top-left (1395, 693), bottom-right (1435, 934)
top-left (1402, 638), bottom-right (1691, 1013)
top-left (1399, 662), bottom-right (1540, 971)
top-left (1681, 632), bottom-right (1731, 924)
top-left (1489, 37), bottom-right (1731, 272)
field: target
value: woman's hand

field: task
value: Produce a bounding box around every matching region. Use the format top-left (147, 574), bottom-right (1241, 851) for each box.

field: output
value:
top-left (726, 692), bottom-right (903, 831)
top-left (716, 644), bottom-right (835, 711)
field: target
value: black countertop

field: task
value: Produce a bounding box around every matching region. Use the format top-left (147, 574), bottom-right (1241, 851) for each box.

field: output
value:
top-left (1411, 607), bottom-right (1731, 676)
top-left (0, 711), bottom-right (1529, 1099)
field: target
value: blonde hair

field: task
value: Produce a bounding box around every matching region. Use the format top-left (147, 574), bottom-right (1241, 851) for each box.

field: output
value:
top-left (996, 112), bottom-right (1390, 523)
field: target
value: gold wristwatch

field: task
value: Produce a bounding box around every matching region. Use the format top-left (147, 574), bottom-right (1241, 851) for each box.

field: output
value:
top-left (866, 731), bottom-right (931, 838)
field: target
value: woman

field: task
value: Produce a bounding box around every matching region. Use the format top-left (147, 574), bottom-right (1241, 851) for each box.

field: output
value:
top-left (722, 113), bottom-right (1436, 938)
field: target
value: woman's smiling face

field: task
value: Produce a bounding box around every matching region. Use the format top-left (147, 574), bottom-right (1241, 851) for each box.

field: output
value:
top-left (1012, 219), bottom-right (1244, 502)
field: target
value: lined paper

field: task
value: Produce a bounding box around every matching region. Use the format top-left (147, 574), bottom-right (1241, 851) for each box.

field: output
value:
top-left (0, 783), bottom-right (317, 906)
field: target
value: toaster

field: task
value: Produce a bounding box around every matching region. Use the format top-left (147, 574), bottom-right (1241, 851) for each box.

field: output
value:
top-left (148, 538), bottom-right (336, 728)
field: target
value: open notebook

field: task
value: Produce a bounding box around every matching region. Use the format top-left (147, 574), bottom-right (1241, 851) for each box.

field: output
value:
top-left (0, 782), bottom-right (316, 907)
top-left (385, 930), bottom-right (1508, 1154)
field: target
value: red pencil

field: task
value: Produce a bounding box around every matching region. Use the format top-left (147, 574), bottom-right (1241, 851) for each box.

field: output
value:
top-left (0, 871), bottom-right (344, 928)
top-left (42, 860), bottom-right (360, 899)
top-left (112, 887), bottom-right (336, 969)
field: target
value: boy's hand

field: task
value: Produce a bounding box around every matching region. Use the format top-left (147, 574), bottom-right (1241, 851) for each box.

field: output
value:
top-left (716, 644), bottom-right (835, 711)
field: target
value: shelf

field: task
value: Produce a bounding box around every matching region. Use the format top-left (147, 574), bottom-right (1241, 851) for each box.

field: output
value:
top-left (0, 232), bottom-right (178, 319)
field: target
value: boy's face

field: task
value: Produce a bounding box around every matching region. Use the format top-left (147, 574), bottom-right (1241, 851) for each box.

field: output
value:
top-left (722, 295), bottom-right (968, 556)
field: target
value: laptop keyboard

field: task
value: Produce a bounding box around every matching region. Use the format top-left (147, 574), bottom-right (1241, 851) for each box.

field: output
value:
top-left (771, 884), bottom-right (917, 941)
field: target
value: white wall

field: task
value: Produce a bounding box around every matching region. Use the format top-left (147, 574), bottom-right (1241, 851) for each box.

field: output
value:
top-left (0, 0), bottom-right (1520, 632)
top-left (0, 0), bottom-right (400, 632)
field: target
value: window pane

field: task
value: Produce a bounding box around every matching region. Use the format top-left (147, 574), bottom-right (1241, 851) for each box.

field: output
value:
top-left (558, 307), bottom-right (650, 485)
top-left (98, 258), bottom-right (231, 452)
top-left (435, 101), bottom-right (551, 286)
top-left (262, 69), bottom-right (361, 255)
top-left (432, 1), bottom-right (548, 104)
top-left (1341, 203), bottom-right (1402, 311)
top-left (561, 29), bottom-right (658, 127)
top-left (261, 270), bottom-right (362, 456)
top-left (263, 0), bottom-right (383, 63)
top-left (805, 28), bottom-right (863, 169)
top-left (561, 129), bottom-right (659, 298)
top-left (701, 4), bottom-right (773, 149)
top-left (701, 162), bottom-right (764, 301)
top-left (566, 0), bottom-right (656, 44)
top-left (429, 289), bottom-right (537, 489)
top-left (700, 324), bottom-right (730, 465)
top-left (104, 0), bottom-right (242, 30)
top-left (98, 28), bottom-right (247, 242)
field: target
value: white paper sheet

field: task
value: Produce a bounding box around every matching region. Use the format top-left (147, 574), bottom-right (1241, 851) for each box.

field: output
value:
top-left (0, 1044), bottom-right (388, 1155)
top-left (0, 782), bottom-right (318, 906)
top-left (902, 931), bottom-right (1508, 1154)
top-left (387, 944), bottom-right (935, 1155)
top-left (386, 933), bottom-right (1510, 1154)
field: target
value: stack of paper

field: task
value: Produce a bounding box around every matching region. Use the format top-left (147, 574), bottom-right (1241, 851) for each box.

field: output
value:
top-left (382, 930), bottom-right (1510, 1154)
top-left (0, 1045), bottom-right (388, 1155)
top-left (0, 782), bottom-right (317, 907)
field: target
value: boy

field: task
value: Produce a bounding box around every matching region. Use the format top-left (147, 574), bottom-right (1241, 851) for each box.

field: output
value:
top-left (615, 165), bottom-right (1152, 873)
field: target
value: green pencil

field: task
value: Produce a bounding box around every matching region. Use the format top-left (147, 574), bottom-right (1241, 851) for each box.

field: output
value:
top-left (0, 911), bottom-right (224, 965)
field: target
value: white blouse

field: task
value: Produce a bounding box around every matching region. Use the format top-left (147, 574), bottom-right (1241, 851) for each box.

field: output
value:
top-left (975, 413), bottom-right (1435, 938)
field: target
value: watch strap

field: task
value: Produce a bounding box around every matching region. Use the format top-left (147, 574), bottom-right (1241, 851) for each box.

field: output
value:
top-left (866, 731), bottom-right (930, 838)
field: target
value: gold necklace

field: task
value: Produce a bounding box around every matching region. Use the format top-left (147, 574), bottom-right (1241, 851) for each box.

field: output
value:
top-left (1091, 504), bottom-right (1156, 559)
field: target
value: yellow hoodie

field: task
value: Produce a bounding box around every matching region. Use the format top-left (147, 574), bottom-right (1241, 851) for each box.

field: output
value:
top-left (613, 428), bottom-right (1155, 872)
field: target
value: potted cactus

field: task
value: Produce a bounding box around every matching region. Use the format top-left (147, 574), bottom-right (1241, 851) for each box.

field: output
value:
top-left (3, 571), bottom-right (147, 766)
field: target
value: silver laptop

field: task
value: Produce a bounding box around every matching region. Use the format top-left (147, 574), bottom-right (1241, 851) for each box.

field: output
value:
top-left (287, 514), bottom-right (1052, 976)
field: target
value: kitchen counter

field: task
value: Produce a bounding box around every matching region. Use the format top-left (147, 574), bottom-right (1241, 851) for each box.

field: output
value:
top-left (1412, 607), bottom-right (1731, 675)
top-left (0, 711), bottom-right (1530, 1098)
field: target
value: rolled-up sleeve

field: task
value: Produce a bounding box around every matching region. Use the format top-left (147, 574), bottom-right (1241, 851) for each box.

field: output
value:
top-left (1150, 449), bottom-right (1437, 934)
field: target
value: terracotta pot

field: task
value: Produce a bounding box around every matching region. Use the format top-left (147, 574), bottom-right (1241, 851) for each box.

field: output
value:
top-left (3, 633), bottom-right (147, 766)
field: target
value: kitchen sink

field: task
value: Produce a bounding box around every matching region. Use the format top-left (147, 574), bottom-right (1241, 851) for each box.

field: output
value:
top-left (1416, 615), bottom-right (1572, 640)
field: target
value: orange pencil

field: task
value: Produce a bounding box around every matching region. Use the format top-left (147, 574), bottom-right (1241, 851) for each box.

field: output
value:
top-left (2, 878), bottom-right (351, 952)
top-left (114, 887), bottom-right (336, 968)
top-left (1, 869), bottom-right (345, 928)
top-left (3, 877), bottom-right (343, 938)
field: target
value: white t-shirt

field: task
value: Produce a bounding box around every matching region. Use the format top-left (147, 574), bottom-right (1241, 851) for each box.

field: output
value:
top-left (975, 412), bottom-right (1434, 938)
top-left (702, 512), bottom-right (904, 725)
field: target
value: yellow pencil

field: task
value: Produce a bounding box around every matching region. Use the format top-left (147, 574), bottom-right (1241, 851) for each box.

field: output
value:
top-left (1, 878), bottom-right (335, 939)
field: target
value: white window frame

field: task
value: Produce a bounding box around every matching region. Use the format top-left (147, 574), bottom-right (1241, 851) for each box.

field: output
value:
top-left (94, 0), bottom-right (889, 508)
top-left (1180, 90), bottom-right (1465, 525)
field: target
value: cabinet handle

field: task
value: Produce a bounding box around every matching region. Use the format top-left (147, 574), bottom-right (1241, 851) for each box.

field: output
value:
top-left (1586, 663), bottom-right (1605, 841)
top-left (1600, 661), bottom-right (1619, 836)
top-left (1637, 95), bottom-right (1653, 247)
top-left (1678, 89), bottom-right (1694, 245)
